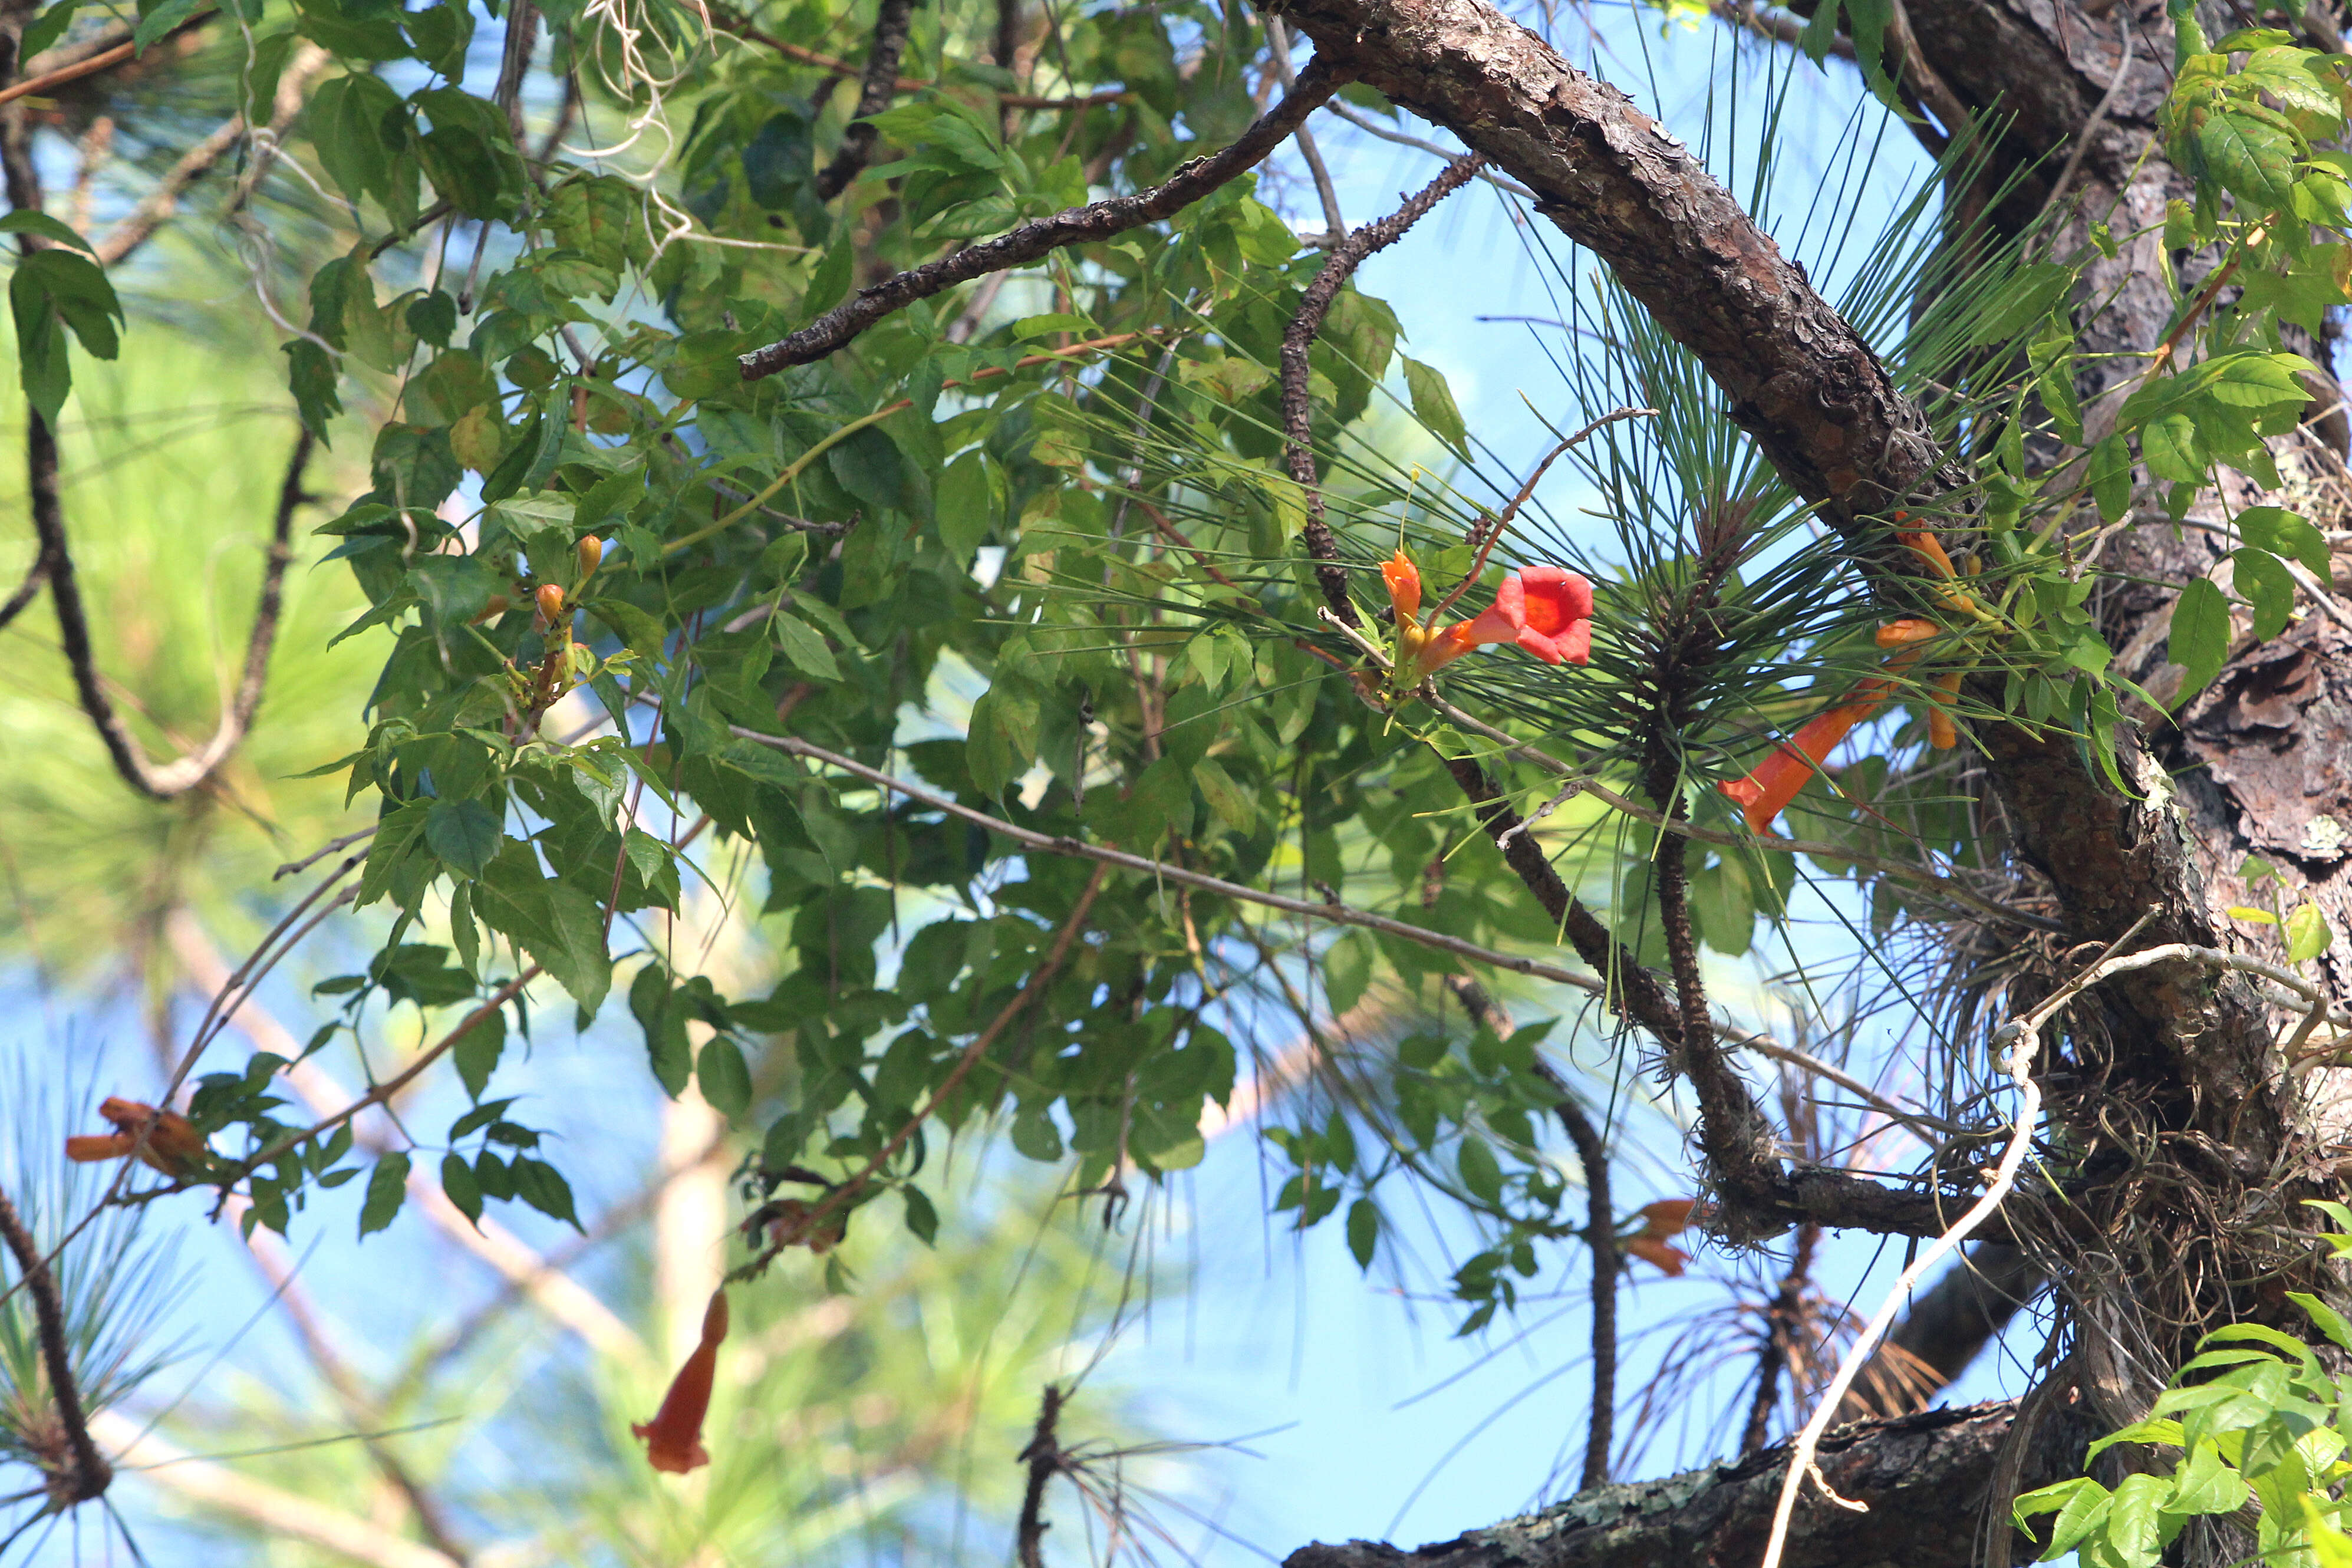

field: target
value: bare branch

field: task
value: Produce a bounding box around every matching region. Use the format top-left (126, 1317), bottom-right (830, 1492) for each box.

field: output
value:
top-left (493, 0), bottom-right (538, 139)
top-left (739, 58), bottom-right (1346, 378)
top-left (232, 1221), bottom-right (471, 1560)
top-left (92, 44), bottom-right (332, 268)
top-left (1016, 1384), bottom-right (1066, 1568)
top-left (1460, 977), bottom-right (1617, 1492)
top-left (22, 417), bottom-right (313, 801)
top-left (0, 1184), bottom-right (111, 1507)
top-left (1264, 17), bottom-right (1348, 236)
top-left (1280, 151), bottom-right (1485, 620)
top-left (1320, 99), bottom-right (1535, 198)
top-left (813, 0), bottom-right (917, 200)
top-left (0, 7), bottom-right (219, 108)
top-left (0, 547), bottom-right (51, 632)
top-left (1284, 1399), bottom-right (2058, 1568)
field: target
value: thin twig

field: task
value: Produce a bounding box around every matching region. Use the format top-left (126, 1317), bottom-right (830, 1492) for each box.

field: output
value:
top-left (1282, 151), bottom-right (1486, 621)
top-left (813, 0), bottom-right (917, 200)
top-left (739, 59), bottom-right (1345, 378)
top-left (1461, 975), bottom-right (1615, 1493)
top-left (0, 8), bottom-right (220, 108)
top-left (493, 0), bottom-right (538, 140)
top-left (1319, 99), bottom-right (1536, 199)
top-left (0, 549), bottom-right (52, 632)
top-left (274, 828), bottom-right (376, 881)
top-left (1742, 1222), bottom-right (1821, 1457)
top-left (1263, 18), bottom-right (1345, 238)
top-left (0, 1184), bottom-right (111, 1506)
top-left (2031, 12), bottom-right (2134, 231)
top-left (200, 971), bottom-right (543, 1207)
top-left (1016, 1383), bottom-right (1066, 1568)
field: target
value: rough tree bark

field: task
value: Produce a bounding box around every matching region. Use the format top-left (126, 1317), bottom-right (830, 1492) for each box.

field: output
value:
top-left (1264, 0), bottom-right (2352, 1563)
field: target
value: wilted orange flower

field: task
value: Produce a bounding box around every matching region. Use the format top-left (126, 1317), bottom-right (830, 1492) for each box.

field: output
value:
top-left (1621, 1197), bottom-right (1699, 1277)
top-left (1634, 1198), bottom-right (1697, 1239)
top-left (65, 1098), bottom-right (206, 1177)
top-left (634, 1289), bottom-right (729, 1474)
top-left (1623, 1236), bottom-right (1689, 1276)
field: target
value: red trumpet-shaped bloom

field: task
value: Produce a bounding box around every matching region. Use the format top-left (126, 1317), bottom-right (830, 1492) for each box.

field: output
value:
top-left (1383, 552), bottom-right (1594, 681)
top-left (634, 1289), bottom-right (729, 1474)
top-left (1718, 615), bottom-right (1959, 834)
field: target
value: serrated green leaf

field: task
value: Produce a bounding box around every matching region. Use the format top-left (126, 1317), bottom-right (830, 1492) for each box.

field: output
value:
top-left (2231, 547), bottom-right (2295, 640)
top-left (440, 1152), bottom-right (483, 1225)
top-left (696, 1035), bottom-right (752, 1119)
top-left (2168, 577), bottom-right (2231, 704)
top-left (1346, 1197), bottom-right (1379, 1269)
top-left (2089, 433), bottom-right (2133, 522)
top-left (424, 796), bottom-right (503, 876)
top-left (2238, 505), bottom-right (2331, 577)
top-left (902, 1185), bottom-right (938, 1244)
top-left (772, 610), bottom-right (841, 680)
top-left (1323, 930), bottom-right (1373, 1016)
top-left (1192, 756), bottom-right (1256, 834)
top-left (452, 1005), bottom-right (505, 1101)
top-left (1456, 1136), bottom-right (1503, 1204)
top-left (1402, 357), bottom-right (1468, 459)
top-left (2199, 111), bottom-right (2302, 210)
top-left (359, 1151), bottom-right (411, 1237)
top-left (2287, 901), bottom-right (2335, 963)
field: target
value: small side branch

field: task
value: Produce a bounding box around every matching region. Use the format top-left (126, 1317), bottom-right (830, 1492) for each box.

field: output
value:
top-left (0, 548), bottom-right (52, 632)
top-left (739, 58), bottom-right (1345, 378)
top-left (28, 419), bottom-right (313, 801)
top-left (0, 8), bottom-right (220, 108)
top-left (1460, 974), bottom-right (1616, 1494)
top-left (813, 0), bottom-right (918, 200)
top-left (1016, 1383), bottom-right (1066, 1568)
top-left (0, 1184), bottom-right (111, 1507)
top-left (1281, 151), bottom-right (1485, 620)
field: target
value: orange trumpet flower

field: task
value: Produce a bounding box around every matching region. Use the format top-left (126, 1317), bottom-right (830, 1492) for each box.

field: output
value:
top-left (65, 1098), bottom-right (206, 1177)
top-left (1383, 552), bottom-right (1595, 681)
top-left (634, 1289), bottom-right (729, 1474)
top-left (1718, 606), bottom-right (1964, 835)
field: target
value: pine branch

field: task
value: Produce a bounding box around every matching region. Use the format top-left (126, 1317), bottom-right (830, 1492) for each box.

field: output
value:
top-left (739, 59), bottom-right (1346, 378)
top-left (814, 0), bottom-right (918, 200)
top-left (0, 1185), bottom-right (111, 1507)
